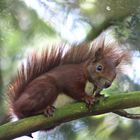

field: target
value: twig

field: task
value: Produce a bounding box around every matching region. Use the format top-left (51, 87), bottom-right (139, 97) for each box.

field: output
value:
top-left (113, 110), bottom-right (140, 119)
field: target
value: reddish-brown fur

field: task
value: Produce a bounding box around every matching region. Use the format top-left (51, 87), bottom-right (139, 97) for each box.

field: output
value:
top-left (7, 33), bottom-right (130, 119)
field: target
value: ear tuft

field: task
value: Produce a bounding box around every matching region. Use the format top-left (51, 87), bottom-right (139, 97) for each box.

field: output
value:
top-left (94, 47), bottom-right (104, 61)
top-left (91, 32), bottom-right (105, 62)
top-left (115, 57), bottom-right (122, 66)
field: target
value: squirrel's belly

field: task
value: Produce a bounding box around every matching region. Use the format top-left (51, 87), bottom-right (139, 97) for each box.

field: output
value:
top-left (53, 93), bottom-right (74, 108)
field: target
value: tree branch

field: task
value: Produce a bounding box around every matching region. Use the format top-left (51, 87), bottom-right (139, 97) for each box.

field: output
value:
top-left (85, 0), bottom-right (140, 41)
top-left (1, 91), bottom-right (140, 140)
top-left (113, 110), bottom-right (140, 119)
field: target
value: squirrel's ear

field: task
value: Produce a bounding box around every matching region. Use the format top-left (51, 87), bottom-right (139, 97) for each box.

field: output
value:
top-left (94, 47), bottom-right (104, 62)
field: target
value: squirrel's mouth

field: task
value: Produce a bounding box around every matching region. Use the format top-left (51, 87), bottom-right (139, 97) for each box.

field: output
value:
top-left (93, 78), bottom-right (112, 89)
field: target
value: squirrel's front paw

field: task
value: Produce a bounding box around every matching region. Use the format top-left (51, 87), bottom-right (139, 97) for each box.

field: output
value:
top-left (94, 90), bottom-right (104, 97)
top-left (83, 95), bottom-right (95, 112)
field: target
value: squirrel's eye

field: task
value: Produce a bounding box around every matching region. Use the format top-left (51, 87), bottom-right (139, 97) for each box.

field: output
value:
top-left (96, 64), bottom-right (103, 72)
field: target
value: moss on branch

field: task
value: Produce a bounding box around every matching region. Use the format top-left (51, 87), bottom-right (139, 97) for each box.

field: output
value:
top-left (0, 91), bottom-right (140, 140)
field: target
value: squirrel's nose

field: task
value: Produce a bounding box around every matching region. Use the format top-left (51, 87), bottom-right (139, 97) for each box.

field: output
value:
top-left (104, 81), bottom-right (111, 88)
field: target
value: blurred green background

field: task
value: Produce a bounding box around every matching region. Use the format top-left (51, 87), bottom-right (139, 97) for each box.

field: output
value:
top-left (0, 0), bottom-right (140, 140)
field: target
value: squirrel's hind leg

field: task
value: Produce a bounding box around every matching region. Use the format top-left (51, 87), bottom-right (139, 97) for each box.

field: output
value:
top-left (13, 84), bottom-right (58, 118)
top-left (44, 106), bottom-right (56, 117)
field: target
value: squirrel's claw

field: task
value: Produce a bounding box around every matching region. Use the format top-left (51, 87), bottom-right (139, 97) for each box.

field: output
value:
top-left (44, 106), bottom-right (56, 117)
top-left (83, 95), bottom-right (95, 112)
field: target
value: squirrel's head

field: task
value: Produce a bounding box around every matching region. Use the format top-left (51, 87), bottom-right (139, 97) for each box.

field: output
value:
top-left (87, 49), bottom-right (116, 89)
top-left (86, 42), bottom-right (129, 90)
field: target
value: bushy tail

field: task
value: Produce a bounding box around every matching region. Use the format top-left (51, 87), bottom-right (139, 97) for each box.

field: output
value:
top-left (7, 45), bottom-right (65, 104)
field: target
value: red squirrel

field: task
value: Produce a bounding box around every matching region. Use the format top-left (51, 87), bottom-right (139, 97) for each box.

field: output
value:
top-left (7, 33), bottom-right (129, 119)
